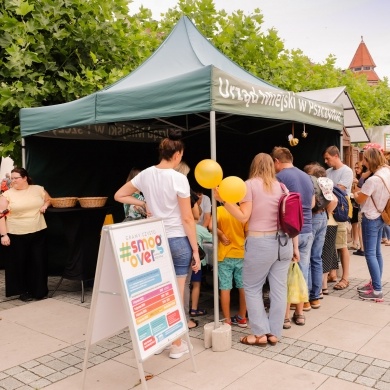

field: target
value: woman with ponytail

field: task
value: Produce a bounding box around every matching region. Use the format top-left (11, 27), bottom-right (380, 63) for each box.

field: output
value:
top-left (115, 130), bottom-right (200, 359)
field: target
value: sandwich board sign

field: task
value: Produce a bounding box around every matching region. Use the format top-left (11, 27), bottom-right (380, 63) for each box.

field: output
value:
top-left (81, 218), bottom-right (195, 389)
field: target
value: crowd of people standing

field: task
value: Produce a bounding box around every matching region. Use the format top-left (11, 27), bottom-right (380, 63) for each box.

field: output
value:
top-left (214, 144), bottom-right (389, 347)
top-left (1, 133), bottom-right (388, 356)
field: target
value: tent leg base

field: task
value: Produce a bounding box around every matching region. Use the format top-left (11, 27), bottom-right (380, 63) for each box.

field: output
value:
top-left (49, 276), bottom-right (86, 303)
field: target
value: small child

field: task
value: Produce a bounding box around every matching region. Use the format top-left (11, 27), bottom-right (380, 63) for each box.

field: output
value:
top-left (216, 204), bottom-right (247, 327)
top-left (189, 224), bottom-right (212, 316)
top-left (123, 168), bottom-right (146, 221)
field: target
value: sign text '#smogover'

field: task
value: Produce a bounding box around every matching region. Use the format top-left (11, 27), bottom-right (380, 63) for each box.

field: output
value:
top-left (119, 235), bottom-right (164, 268)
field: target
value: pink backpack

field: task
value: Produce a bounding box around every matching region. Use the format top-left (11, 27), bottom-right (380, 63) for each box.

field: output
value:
top-left (277, 183), bottom-right (303, 238)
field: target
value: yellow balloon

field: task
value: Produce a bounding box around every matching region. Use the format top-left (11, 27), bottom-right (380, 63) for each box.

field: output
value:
top-left (219, 176), bottom-right (247, 203)
top-left (194, 159), bottom-right (223, 189)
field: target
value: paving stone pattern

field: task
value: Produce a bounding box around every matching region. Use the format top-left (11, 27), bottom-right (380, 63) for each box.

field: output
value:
top-left (0, 271), bottom-right (390, 389)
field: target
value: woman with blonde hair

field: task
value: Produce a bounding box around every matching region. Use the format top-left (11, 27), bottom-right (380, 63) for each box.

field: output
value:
top-left (215, 153), bottom-right (299, 346)
top-left (353, 148), bottom-right (390, 301)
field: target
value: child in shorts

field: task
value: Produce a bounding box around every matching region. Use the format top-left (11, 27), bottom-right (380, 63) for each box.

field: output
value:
top-left (216, 205), bottom-right (247, 327)
top-left (188, 224), bottom-right (212, 317)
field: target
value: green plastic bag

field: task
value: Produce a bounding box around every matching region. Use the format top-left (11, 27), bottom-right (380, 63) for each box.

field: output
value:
top-left (287, 262), bottom-right (308, 304)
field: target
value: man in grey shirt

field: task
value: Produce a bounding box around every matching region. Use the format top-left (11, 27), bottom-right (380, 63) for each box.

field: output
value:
top-left (324, 146), bottom-right (353, 291)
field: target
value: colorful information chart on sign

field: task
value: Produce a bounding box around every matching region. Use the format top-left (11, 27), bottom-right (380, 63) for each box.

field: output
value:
top-left (110, 218), bottom-right (185, 360)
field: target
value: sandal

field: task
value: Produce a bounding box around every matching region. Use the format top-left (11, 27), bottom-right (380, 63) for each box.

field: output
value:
top-left (292, 313), bottom-right (305, 326)
top-left (283, 318), bottom-right (291, 329)
top-left (240, 334), bottom-right (267, 347)
top-left (333, 278), bottom-right (350, 290)
top-left (188, 319), bottom-right (199, 329)
top-left (327, 275), bottom-right (337, 283)
top-left (322, 288), bottom-right (329, 295)
top-left (266, 334), bottom-right (278, 346)
top-left (189, 308), bottom-right (207, 317)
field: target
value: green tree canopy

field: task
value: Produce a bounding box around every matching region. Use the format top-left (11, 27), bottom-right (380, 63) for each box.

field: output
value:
top-left (0, 0), bottom-right (161, 162)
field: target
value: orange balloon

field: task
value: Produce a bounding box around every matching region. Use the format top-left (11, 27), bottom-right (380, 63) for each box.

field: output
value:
top-left (194, 159), bottom-right (223, 189)
top-left (219, 176), bottom-right (246, 203)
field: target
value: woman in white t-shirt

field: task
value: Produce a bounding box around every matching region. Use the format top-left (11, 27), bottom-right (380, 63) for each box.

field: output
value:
top-left (353, 148), bottom-right (390, 302)
top-left (115, 131), bottom-right (200, 359)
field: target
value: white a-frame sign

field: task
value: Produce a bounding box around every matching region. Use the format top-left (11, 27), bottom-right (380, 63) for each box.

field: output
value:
top-left (81, 218), bottom-right (196, 389)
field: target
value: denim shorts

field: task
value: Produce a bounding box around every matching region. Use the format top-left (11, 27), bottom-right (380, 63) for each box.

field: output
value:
top-left (218, 258), bottom-right (244, 290)
top-left (168, 236), bottom-right (192, 277)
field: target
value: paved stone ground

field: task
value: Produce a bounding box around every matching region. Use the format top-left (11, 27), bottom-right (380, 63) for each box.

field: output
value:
top-left (1, 270), bottom-right (390, 389)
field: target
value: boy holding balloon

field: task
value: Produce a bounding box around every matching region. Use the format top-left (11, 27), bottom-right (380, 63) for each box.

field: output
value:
top-left (214, 204), bottom-right (247, 327)
top-left (193, 159), bottom-right (249, 327)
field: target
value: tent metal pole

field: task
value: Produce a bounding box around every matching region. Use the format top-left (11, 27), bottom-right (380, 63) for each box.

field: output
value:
top-left (210, 111), bottom-right (220, 329)
top-left (340, 130), bottom-right (344, 161)
top-left (21, 138), bottom-right (26, 168)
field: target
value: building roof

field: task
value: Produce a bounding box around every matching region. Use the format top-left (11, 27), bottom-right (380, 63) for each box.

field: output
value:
top-left (349, 37), bottom-right (376, 68)
top-left (349, 37), bottom-right (380, 83)
top-left (356, 70), bottom-right (380, 83)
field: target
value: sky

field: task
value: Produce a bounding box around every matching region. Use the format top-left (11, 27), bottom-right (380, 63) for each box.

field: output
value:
top-left (129, 0), bottom-right (390, 80)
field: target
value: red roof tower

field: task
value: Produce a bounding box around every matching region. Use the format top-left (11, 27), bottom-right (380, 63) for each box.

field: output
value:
top-left (348, 37), bottom-right (380, 85)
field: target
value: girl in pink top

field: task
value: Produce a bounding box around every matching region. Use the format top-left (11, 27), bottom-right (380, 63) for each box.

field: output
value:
top-left (215, 153), bottom-right (299, 346)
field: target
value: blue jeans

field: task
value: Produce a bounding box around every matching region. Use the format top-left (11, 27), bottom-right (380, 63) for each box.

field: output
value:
top-left (297, 232), bottom-right (314, 288)
top-left (382, 224), bottom-right (390, 240)
top-left (309, 212), bottom-right (327, 300)
top-left (243, 235), bottom-right (292, 338)
top-left (362, 215), bottom-right (385, 291)
top-left (168, 237), bottom-right (192, 276)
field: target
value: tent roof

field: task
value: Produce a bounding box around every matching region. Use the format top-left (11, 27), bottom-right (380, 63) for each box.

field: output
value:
top-left (20, 17), bottom-right (344, 140)
top-left (297, 86), bottom-right (369, 143)
top-left (106, 15), bottom-right (278, 91)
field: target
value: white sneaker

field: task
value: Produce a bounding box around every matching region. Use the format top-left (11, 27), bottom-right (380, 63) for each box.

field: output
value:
top-left (169, 340), bottom-right (192, 359)
top-left (154, 344), bottom-right (171, 355)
